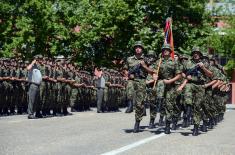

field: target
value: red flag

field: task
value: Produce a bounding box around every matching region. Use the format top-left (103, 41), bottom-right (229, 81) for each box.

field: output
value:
top-left (164, 17), bottom-right (174, 60)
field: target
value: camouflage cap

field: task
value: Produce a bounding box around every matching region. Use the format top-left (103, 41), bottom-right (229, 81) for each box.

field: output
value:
top-left (133, 41), bottom-right (144, 49)
top-left (4, 58), bottom-right (11, 62)
top-left (34, 54), bottom-right (43, 59)
top-left (146, 50), bottom-right (155, 56)
top-left (202, 53), bottom-right (209, 59)
top-left (180, 54), bottom-right (190, 60)
top-left (161, 44), bottom-right (172, 52)
top-left (191, 46), bottom-right (203, 57)
top-left (208, 54), bottom-right (216, 60)
top-left (174, 51), bottom-right (179, 56)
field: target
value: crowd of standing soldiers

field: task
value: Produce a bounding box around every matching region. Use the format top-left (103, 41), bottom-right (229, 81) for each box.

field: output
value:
top-left (0, 56), bottom-right (130, 117)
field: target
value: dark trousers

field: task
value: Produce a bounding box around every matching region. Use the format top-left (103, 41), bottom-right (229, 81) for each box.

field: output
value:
top-left (27, 84), bottom-right (40, 115)
top-left (97, 88), bottom-right (104, 111)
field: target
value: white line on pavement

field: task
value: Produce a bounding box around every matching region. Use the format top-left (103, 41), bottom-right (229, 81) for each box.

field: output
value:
top-left (100, 133), bottom-right (166, 155)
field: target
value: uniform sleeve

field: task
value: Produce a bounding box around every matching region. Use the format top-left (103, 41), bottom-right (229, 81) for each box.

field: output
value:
top-left (75, 76), bottom-right (81, 83)
top-left (146, 74), bottom-right (153, 81)
top-left (210, 66), bottom-right (219, 80)
top-left (175, 61), bottom-right (182, 75)
top-left (16, 69), bottom-right (20, 78)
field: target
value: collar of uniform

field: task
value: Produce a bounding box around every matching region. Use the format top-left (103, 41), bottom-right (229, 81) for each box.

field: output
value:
top-left (191, 58), bottom-right (202, 64)
top-left (134, 54), bottom-right (144, 60)
top-left (163, 57), bottom-right (173, 62)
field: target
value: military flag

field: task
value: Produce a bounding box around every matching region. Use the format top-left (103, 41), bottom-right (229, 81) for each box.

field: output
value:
top-left (164, 17), bottom-right (174, 60)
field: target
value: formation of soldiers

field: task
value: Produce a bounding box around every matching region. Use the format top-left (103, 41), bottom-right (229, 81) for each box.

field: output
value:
top-left (0, 56), bottom-right (129, 117)
top-left (125, 41), bottom-right (230, 136)
top-left (0, 41), bottom-right (231, 136)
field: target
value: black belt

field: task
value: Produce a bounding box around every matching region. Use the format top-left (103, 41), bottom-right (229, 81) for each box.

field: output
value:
top-left (30, 82), bottom-right (40, 87)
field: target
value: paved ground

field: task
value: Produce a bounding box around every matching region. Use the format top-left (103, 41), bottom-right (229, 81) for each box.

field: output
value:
top-left (0, 105), bottom-right (235, 155)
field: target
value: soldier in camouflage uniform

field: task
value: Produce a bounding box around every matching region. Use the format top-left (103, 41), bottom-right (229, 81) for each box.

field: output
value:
top-left (2, 59), bottom-right (11, 115)
top-left (171, 52), bottom-right (184, 130)
top-left (178, 47), bottom-right (213, 136)
top-left (210, 56), bottom-right (228, 126)
top-left (177, 54), bottom-right (190, 128)
top-left (153, 44), bottom-right (182, 134)
top-left (52, 61), bottom-right (62, 116)
top-left (16, 61), bottom-right (27, 114)
top-left (200, 54), bottom-right (222, 129)
top-left (38, 57), bottom-right (50, 117)
top-left (124, 75), bottom-right (135, 113)
top-left (125, 41), bottom-right (157, 133)
top-left (145, 50), bottom-right (158, 129)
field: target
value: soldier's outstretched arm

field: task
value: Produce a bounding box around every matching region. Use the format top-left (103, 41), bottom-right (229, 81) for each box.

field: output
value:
top-left (163, 73), bottom-right (182, 85)
top-left (203, 80), bottom-right (217, 88)
top-left (177, 79), bottom-right (188, 92)
top-left (145, 74), bottom-right (158, 84)
top-left (140, 61), bottom-right (156, 74)
top-left (197, 62), bottom-right (213, 77)
top-left (212, 80), bottom-right (221, 89)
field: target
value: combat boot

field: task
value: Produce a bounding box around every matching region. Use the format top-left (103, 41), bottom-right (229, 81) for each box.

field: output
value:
top-left (220, 113), bottom-right (224, 121)
top-left (2, 108), bottom-right (9, 116)
top-left (143, 105), bottom-right (147, 116)
top-left (133, 121), bottom-right (140, 133)
top-left (219, 114), bottom-right (221, 122)
top-left (10, 107), bottom-right (16, 115)
top-left (218, 114), bottom-right (222, 122)
top-left (17, 107), bottom-right (23, 115)
top-left (216, 115), bottom-right (220, 123)
top-left (125, 100), bottom-right (133, 113)
top-left (35, 111), bottom-right (43, 118)
top-left (63, 107), bottom-right (72, 116)
top-left (201, 120), bottom-right (207, 132)
top-left (42, 109), bottom-right (48, 117)
top-left (171, 118), bottom-right (178, 130)
top-left (165, 120), bottom-right (171, 134)
top-left (182, 117), bottom-right (187, 128)
top-left (149, 118), bottom-right (155, 129)
top-left (71, 107), bottom-right (78, 112)
top-left (28, 114), bottom-right (37, 119)
top-left (192, 124), bottom-right (199, 136)
top-left (186, 105), bottom-right (192, 127)
top-left (158, 115), bottom-right (164, 126)
top-left (208, 119), bottom-right (214, 129)
top-left (214, 117), bottom-right (218, 126)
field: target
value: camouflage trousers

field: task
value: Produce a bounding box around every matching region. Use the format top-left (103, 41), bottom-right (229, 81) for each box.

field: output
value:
top-left (126, 80), bottom-right (134, 100)
top-left (156, 80), bottom-right (166, 117)
top-left (204, 88), bottom-right (216, 120)
top-left (146, 86), bottom-right (157, 120)
top-left (164, 84), bottom-right (180, 122)
top-left (213, 90), bottom-right (227, 115)
top-left (184, 83), bottom-right (205, 125)
top-left (132, 79), bottom-right (146, 122)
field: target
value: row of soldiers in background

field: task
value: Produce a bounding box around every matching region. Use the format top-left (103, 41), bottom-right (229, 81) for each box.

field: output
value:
top-left (0, 56), bottom-right (132, 117)
top-left (125, 41), bottom-right (230, 136)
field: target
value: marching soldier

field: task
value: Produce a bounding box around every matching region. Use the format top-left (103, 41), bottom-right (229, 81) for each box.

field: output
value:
top-left (145, 50), bottom-right (159, 129)
top-left (153, 44), bottom-right (182, 134)
top-left (125, 41), bottom-right (157, 133)
top-left (178, 47), bottom-right (213, 136)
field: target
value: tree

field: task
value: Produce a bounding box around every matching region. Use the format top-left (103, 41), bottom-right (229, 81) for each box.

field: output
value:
top-left (0, 0), bottom-right (216, 65)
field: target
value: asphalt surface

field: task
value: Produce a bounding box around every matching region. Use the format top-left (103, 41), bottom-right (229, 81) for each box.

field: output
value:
top-left (0, 105), bottom-right (235, 155)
